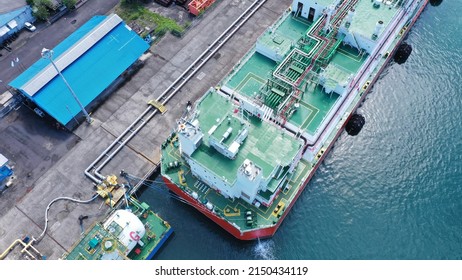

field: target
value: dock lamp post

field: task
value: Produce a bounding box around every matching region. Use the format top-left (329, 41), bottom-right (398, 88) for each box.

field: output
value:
top-left (41, 48), bottom-right (92, 124)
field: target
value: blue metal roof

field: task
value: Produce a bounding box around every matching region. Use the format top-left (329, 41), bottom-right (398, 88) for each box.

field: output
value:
top-left (9, 15), bottom-right (149, 126)
top-left (0, 6), bottom-right (29, 27)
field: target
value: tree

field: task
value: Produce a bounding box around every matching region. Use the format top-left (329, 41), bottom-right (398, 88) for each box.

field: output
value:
top-left (122, 0), bottom-right (140, 6)
top-left (34, 4), bottom-right (50, 21)
top-left (62, 0), bottom-right (77, 9)
top-left (40, 0), bottom-right (54, 10)
top-left (30, 0), bottom-right (55, 11)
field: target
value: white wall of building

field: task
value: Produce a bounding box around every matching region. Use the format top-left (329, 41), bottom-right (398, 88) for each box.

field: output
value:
top-left (187, 158), bottom-right (237, 199)
top-left (292, 0), bottom-right (325, 22)
top-left (187, 157), bottom-right (274, 204)
top-left (178, 122), bottom-right (203, 157)
top-left (256, 41), bottom-right (286, 62)
top-left (291, 0), bottom-right (342, 21)
top-left (234, 160), bottom-right (262, 204)
top-left (339, 26), bottom-right (378, 54)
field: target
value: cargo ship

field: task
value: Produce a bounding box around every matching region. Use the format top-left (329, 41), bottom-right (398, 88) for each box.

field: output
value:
top-left (160, 0), bottom-right (428, 240)
top-left (63, 196), bottom-right (172, 260)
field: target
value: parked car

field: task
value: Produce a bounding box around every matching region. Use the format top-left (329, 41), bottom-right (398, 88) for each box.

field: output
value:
top-left (24, 22), bottom-right (36, 32)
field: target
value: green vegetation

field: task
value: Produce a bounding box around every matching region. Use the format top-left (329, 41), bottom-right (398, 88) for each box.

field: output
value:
top-left (28, 0), bottom-right (75, 21)
top-left (28, 0), bottom-right (57, 21)
top-left (32, 0), bottom-right (51, 21)
top-left (117, 1), bottom-right (185, 37)
top-left (62, 0), bottom-right (77, 9)
top-left (41, 0), bottom-right (56, 10)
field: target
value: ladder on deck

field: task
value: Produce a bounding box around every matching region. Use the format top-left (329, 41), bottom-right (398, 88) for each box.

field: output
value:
top-left (260, 104), bottom-right (273, 122)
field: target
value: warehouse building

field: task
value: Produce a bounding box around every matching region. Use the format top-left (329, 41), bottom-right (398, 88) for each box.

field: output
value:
top-left (9, 14), bottom-right (150, 129)
top-left (0, 1), bottom-right (35, 45)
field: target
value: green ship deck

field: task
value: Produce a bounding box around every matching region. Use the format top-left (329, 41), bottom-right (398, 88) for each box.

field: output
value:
top-left (191, 91), bottom-right (302, 183)
top-left (63, 197), bottom-right (172, 260)
top-left (162, 131), bottom-right (312, 230)
top-left (160, 0), bottom-right (426, 237)
top-left (223, 15), bottom-right (368, 135)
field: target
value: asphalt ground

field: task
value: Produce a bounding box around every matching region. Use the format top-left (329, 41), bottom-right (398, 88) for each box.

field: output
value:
top-left (0, 0), bottom-right (27, 14)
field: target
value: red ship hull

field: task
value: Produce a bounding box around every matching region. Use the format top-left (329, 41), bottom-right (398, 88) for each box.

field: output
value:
top-left (162, 1), bottom-right (428, 241)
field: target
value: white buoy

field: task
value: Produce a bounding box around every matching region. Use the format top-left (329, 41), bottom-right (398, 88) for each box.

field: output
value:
top-left (192, 192), bottom-right (198, 199)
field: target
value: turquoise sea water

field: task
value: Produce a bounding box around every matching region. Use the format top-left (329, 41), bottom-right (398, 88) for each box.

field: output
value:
top-left (140, 2), bottom-right (462, 260)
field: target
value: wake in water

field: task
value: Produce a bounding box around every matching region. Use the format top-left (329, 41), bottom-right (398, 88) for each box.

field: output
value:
top-left (253, 239), bottom-right (276, 260)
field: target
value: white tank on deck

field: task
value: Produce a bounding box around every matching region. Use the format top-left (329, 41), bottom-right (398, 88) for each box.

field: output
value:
top-left (103, 210), bottom-right (146, 255)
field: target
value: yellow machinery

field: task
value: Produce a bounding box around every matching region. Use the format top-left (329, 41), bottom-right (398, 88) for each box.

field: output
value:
top-left (147, 100), bottom-right (167, 114)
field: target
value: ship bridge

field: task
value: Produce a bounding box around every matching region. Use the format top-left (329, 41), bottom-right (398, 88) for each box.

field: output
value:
top-left (208, 113), bottom-right (249, 160)
top-left (172, 90), bottom-right (303, 205)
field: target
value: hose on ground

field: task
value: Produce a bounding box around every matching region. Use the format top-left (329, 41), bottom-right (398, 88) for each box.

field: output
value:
top-left (35, 194), bottom-right (99, 243)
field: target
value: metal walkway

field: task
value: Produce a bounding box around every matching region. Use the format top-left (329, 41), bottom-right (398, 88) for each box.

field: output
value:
top-left (85, 0), bottom-right (268, 184)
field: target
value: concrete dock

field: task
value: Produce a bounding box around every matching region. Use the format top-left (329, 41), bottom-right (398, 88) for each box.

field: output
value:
top-left (0, 0), bottom-right (292, 259)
